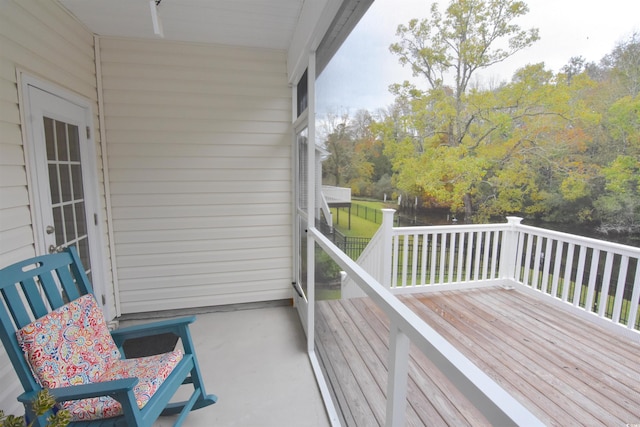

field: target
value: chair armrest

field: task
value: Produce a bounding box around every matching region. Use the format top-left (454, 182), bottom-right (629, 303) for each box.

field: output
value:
top-left (110, 316), bottom-right (196, 346)
top-left (18, 378), bottom-right (139, 403)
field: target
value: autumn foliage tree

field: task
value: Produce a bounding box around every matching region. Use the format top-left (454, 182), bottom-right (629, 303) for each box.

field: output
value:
top-left (387, 0), bottom-right (539, 218)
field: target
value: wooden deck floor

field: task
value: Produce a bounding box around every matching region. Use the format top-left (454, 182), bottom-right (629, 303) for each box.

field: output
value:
top-left (315, 286), bottom-right (640, 427)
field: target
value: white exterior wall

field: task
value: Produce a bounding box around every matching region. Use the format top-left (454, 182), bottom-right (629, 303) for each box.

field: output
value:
top-left (99, 38), bottom-right (293, 313)
top-left (0, 1), bottom-right (110, 415)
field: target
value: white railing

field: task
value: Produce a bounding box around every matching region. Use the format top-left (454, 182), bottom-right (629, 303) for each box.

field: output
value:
top-left (319, 209), bottom-right (638, 426)
top-left (321, 185), bottom-right (351, 204)
top-left (349, 210), bottom-right (640, 335)
top-left (511, 220), bottom-right (640, 335)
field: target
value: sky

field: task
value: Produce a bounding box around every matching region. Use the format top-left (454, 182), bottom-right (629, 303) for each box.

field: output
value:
top-left (316, 0), bottom-right (640, 116)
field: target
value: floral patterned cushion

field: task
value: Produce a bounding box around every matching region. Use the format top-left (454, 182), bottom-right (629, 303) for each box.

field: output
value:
top-left (16, 294), bottom-right (121, 388)
top-left (61, 350), bottom-right (184, 421)
top-left (16, 294), bottom-right (184, 421)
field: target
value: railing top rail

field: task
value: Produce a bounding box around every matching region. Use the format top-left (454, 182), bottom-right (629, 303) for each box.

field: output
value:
top-left (515, 224), bottom-right (640, 256)
top-left (391, 223), bottom-right (511, 235)
top-left (387, 220), bottom-right (639, 256)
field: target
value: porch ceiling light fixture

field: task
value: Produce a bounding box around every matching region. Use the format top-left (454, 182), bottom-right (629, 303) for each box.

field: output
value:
top-left (149, 0), bottom-right (164, 38)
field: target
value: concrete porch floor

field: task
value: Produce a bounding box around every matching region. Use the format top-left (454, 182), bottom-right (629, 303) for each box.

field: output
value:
top-left (121, 304), bottom-right (330, 427)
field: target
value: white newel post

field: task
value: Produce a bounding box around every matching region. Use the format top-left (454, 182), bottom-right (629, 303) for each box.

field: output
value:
top-left (500, 216), bottom-right (523, 288)
top-left (382, 209), bottom-right (396, 288)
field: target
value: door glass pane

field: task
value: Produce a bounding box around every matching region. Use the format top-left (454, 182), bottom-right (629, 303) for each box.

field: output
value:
top-left (53, 206), bottom-right (64, 244)
top-left (68, 125), bottom-right (80, 161)
top-left (43, 117), bottom-right (91, 275)
top-left (44, 117), bottom-right (55, 160)
top-left (48, 164), bottom-right (60, 204)
top-left (75, 202), bottom-right (87, 237)
top-left (55, 121), bottom-right (68, 161)
top-left (71, 165), bottom-right (83, 197)
top-left (64, 204), bottom-right (75, 242)
top-left (60, 164), bottom-right (72, 201)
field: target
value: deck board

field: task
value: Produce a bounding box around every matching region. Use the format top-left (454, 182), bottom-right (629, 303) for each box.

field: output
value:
top-left (315, 286), bottom-right (640, 427)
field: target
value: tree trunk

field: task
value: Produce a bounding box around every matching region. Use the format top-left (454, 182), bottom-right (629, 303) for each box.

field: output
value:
top-left (463, 193), bottom-right (473, 223)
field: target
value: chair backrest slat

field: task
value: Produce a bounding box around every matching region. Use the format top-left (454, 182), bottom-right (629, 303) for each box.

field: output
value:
top-left (57, 266), bottom-right (81, 302)
top-left (20, 277), bottom-right (49, 320)
top-left (68, 249), bottom-right (94, 296)
top-left (1, 286), bottom-right (33, 328)
top-left (39, 271), bottom-right (66, 310)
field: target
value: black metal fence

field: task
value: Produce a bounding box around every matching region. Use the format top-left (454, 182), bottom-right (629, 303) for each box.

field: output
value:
top-left (317, 218), bottom-right (371, 260)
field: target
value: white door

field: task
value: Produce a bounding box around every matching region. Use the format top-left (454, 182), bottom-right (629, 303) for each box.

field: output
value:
top-left (293, 125), bottom-right (310, 332)
top-left (21, 75), bottom-right (111, 316)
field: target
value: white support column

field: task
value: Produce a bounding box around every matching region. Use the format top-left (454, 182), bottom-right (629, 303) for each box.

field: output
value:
top-left (306, 51), bottom-right (317, 354)
top-left (381, 209), bottom-right (396, 288)
top-left (385, 323), bottom-right (409, 427)
top-left (500, 216), bottom-right (523, 288)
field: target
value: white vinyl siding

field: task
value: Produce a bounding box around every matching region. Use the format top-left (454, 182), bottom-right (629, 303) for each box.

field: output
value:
top-left (99, 38), bottom-right (293, 313)
top-left (0, 1), bottom-right (102, 416)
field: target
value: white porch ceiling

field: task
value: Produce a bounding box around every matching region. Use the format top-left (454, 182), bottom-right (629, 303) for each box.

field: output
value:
top-left (58, 0), bottom-right (305, 50)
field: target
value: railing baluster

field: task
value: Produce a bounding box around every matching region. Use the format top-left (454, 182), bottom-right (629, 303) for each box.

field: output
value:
top-left (392, 234), bottom-right (399, 288)
top-left (573, 246), bottom-right (587, 307)
top-left (612, 256), bottom-right (629, 323)
top-left (465, 232), bottom-right (473, 282)
top-left (412, 233), bottom-right (419, 287)
top-left (514, 230), bottom-right (524, 283)
top-left (439, 233), bottom-right (447, 284)
top-left (457, 232), bottom-right (465, 282)
top-left (541, 238), bottom-right (553, 293)
top-left (448, 233), bottom-right (456, 282)
top-left (490, 231), bottom-right (500, 279)
top-left (474, 231), bottom-right (482, 281)
top-left (551, 241), bottom-right (563, 298)
top-left (628, 260), bottom-right (640, 330)
top-left (523, 234), bottom-right (533, 286)
top-left (431, 233), bottom-right (438, 285)
top-left (597, 252), bottom-right (614, 318)
top-left (420, 232), bottom-right (428, 286)
top-left (483, 231), bottom-right (491, 281)
top-left (561, 243), bottom-right (575, 303)
top-left (585, 249), bottom-right (600, 311)
top-left (401, 235), bottom-right (409, 288)
top-left (532, 236), bottom-right (543, 290)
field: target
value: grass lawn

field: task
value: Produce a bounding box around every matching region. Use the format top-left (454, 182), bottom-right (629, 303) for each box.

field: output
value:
top-left (331, 204), bottom-right (387, 237)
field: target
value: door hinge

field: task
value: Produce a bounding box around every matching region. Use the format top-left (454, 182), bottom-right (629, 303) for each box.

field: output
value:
top-left (94, 213), bottom-right (98, 226)
top-left (102, 294), bottom-right (106, 305)
top-left (86, 126), bottom-right (91, 139)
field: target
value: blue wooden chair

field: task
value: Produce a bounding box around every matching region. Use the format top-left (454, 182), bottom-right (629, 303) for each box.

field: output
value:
top-left (0, 247), bottom-right (217, 427)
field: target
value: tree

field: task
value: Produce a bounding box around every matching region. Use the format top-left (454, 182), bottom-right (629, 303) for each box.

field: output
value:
top-left (386, 0), bottom-right (539, 218)
top-left (321, 112), bottom-right (356, 187)
top-left (603, 31), bottom-right (640, 97)
top-left (390, 0), bottom-right (539, 145)
top-left (594, 155), bottom-right (640, 234)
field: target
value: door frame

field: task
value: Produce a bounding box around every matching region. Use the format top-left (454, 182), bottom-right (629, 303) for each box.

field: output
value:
top-left (292, 53), bottom-right (318, 347)
top-left (17, 71), bottom-right (113, 319)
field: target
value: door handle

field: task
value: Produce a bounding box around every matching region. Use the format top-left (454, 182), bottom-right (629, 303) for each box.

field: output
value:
top-left (48, 244), bottom-right (65, 254)
top-left (46, 225), bottom-right (55, 234)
